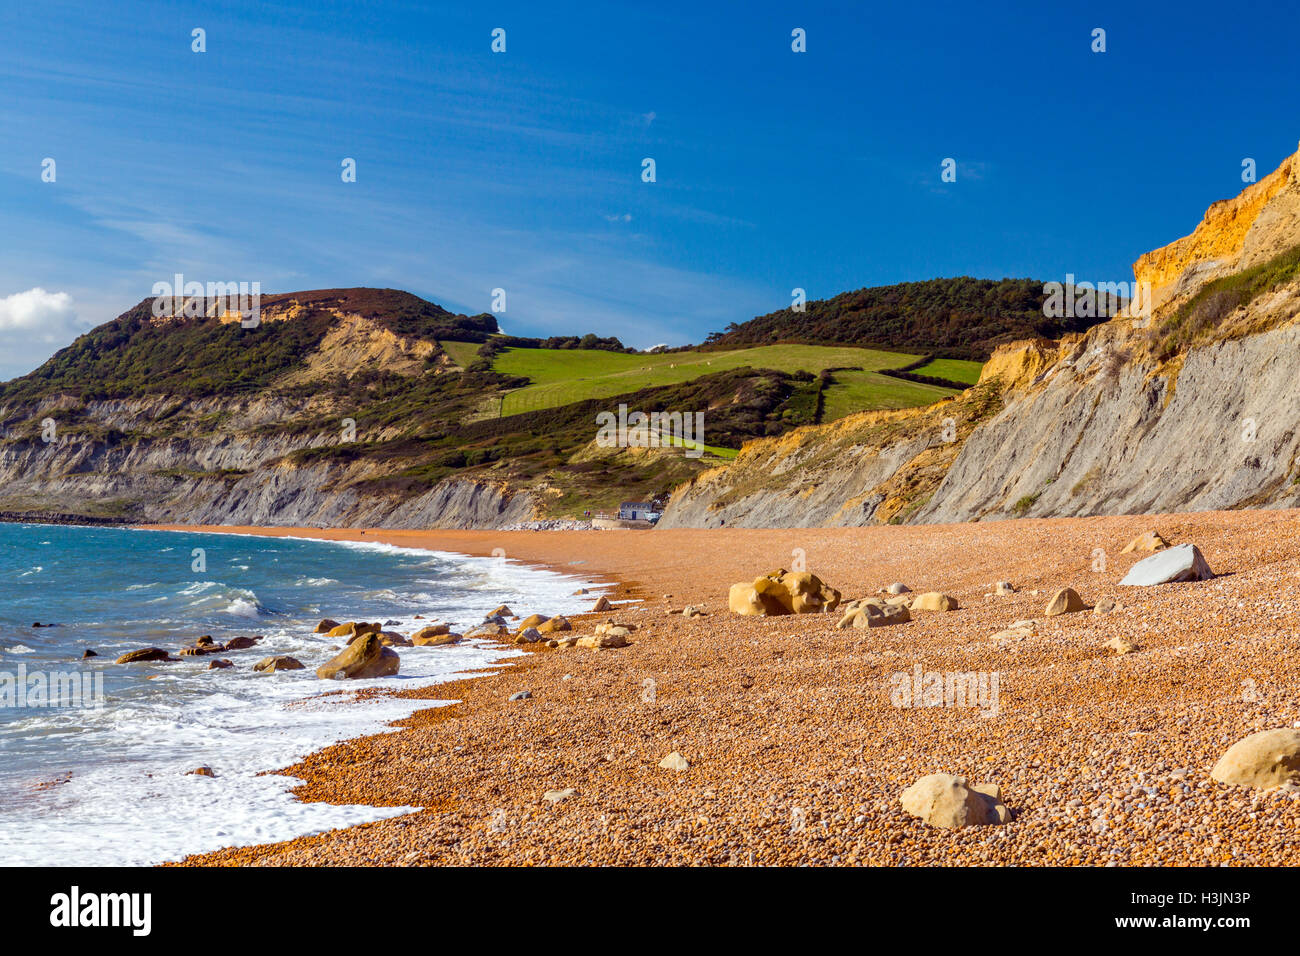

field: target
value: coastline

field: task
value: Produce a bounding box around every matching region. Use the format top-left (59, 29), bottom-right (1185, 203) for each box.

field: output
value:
top-left (160, 513), bottom-right (1300, 866)
top-left (3, 522), bottom-right (616, 866)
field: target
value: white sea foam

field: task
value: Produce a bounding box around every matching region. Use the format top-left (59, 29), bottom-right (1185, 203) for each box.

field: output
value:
top-left (1, 531), bottom-right (606, 866)
top-left (222, 597), bottom-right (262, 618)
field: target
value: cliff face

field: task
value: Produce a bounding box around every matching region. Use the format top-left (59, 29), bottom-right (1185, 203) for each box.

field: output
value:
top-left (660, 145), bottom-right (1300, 528)
top-left (0, 393), bottom-right (537, 528)
top-left (1133, 149), bottom-right (1300, 312)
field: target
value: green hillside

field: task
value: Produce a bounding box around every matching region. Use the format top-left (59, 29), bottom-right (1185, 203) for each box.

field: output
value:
top-left (703, 276), bottom-right (1099, 360)
top-left (910, 357), bottom-right (984, 385)
top-left (438, 340), bottom-right (483, 369)
top-left (0, 289), bottom-right (498, 403)
top-left (819, 370), bottom-right (959, 422)
top-left (490, 343), bottom-right (937, 417)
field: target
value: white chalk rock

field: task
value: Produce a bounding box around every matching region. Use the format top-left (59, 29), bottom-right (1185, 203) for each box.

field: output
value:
top-left (1118, 543), bottom-right (1213, 587)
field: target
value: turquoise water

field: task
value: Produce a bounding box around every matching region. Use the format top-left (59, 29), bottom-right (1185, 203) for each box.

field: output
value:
top-left (0, 523), bottom-right (601, 864)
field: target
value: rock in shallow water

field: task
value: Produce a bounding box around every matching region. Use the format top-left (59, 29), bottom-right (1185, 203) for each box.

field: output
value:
top-left (253, 655), bottom-right (304, 673)
top-left (1118, 543), bottom-right (1213, 586)
top-left (316, 633), bottom-right (400, 680)
top-left (115, 647), bottom-right (171, 664)
top-left (412, 625), bottom-right (461, 646)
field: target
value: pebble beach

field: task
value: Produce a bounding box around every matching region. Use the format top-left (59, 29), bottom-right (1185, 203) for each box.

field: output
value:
top-left (164, 510), bottom-right (1300, 866)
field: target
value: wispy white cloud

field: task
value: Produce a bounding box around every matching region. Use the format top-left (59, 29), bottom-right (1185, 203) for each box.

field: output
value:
top-left (0, 287), bottom-right (96, 378)
top-left (0, 287), bottom-right (79, 341)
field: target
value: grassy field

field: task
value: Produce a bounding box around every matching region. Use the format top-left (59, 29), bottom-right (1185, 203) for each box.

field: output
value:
top-left (438, 340), bottom-right (483, 369)
top-left (911, 357), bottom-right (984, 385)
top-left (492, 344), bottom-right (925, 416)
top-left (819, 370), bottom-right (959, 422)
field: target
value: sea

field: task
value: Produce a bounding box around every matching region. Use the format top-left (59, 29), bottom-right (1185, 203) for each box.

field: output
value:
top-left (0, 522), bottom-right (602, 865)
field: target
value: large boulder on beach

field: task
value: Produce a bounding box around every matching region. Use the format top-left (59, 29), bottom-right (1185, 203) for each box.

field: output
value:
top-left (576, 623), bottom-right (633, 648)
top-left (900, 773), bottom-right (1010, 829)
top-left (1119, 543), bottom-right (1213, 586)
top-left (314, 618), bottom-right (340, 633)
top-left (465, 622), bottom-right (508, 639)
top-left (910, 592), bottom-right (959, 612)
top-left (538, 615), bottom-right (571, 634)
top-left (577, 630), bottom-right (629, 649)
top-left (222, 635), bottom-right (262, 651)
top-left (729, 582), bottom-right (767, 615)
top-left (1121, 530), bottom-right (1168, 554)
top-left (316, 633), bottom-right (400, 680)
top-left (254, 655), bottom-right (304, 673)
top-left (1044, 587), bottom-right (1086, 616)
top-left (518, 613), bottom-right (549, 630)
top-left (838, 601), bottom-right (910, 629)
top-left (1210, 729), bottom-right (1300, 790)
top-left (115, 647), bottom-right (171, 664)
top-left (728, 569), bottom-right (841, 616)
top-left (776, 571), bottom-right (841, 613)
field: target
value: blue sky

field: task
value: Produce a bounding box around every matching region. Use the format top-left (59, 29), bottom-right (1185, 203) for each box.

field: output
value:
top-left (0, 0), bottom-right (1297, 378)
